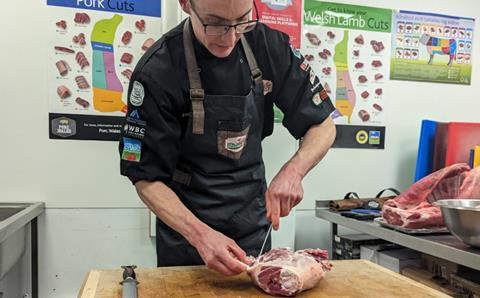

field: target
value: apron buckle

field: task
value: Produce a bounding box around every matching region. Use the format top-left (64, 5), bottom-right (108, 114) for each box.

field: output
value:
top-left (190, 88), bottom-right (205, 101)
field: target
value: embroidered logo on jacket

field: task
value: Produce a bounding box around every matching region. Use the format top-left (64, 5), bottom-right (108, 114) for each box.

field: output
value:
top-left (130, 81), bottom-right (145, 107)
top-left (121, 137), bottom-right (142, 162)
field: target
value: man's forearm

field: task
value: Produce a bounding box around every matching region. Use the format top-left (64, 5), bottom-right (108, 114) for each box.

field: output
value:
top-left (284, 117), bottom-right (336, 178)
top-left (135, 180), bottom-right (208, 246)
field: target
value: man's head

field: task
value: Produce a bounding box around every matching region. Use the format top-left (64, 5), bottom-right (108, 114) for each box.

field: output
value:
top-left (180, 0), bottom-right (256, 58)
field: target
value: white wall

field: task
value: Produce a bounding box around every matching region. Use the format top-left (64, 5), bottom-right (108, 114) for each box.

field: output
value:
top-left (1, 0), bottom-right (479, 297)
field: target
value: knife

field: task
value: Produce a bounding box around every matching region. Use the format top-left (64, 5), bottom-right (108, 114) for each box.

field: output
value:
top-left (121, 265), bottom-right (138, 298)
top-left (257, 223), bottom-right (273, 259)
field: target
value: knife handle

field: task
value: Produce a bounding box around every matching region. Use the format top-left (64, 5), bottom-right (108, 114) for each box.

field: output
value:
top-left (121, 265), bottom-right (137, 280)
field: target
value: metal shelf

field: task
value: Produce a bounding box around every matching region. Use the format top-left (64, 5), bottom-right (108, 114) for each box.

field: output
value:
top-left (315, 207), bottom-right (480, 271)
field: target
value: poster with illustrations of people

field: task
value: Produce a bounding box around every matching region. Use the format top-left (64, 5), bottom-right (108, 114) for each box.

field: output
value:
top-left (302, 1), bottom-right (392, 149)
top-left (47, 0), bottom-right (162, 140)
top-left (391, 10), bottom-right (474, 85)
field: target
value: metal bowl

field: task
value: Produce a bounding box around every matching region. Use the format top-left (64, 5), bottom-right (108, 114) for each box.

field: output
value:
top-left (435, 199), bottom-right (480, 248)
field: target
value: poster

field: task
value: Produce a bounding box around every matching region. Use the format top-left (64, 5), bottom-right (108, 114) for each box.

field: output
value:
top-left (47, 0), bottom-right (162, 141)
top-left (255, 0), bottom-right (303, 48)
top-left (302, 1), bottom-right (392, 149)
top-left (390, 11), bottom-right (474, 85)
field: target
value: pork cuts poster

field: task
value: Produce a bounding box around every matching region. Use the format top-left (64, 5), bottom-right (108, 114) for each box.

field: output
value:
top-left (302, 1), bottom-right (392, 149)
top-left (47, 0), bottom-right (161, 140)
top-left (390, 10), bottom-right (475, 85)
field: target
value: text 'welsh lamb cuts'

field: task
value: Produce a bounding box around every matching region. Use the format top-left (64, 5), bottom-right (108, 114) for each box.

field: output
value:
top-left (248, 248), bottom-right (332, 296)
top-left (382, 163), bottom-right (480, 229)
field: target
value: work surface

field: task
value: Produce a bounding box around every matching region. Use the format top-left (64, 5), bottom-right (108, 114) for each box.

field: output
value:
top-left (78, 260), bottom-right (448, 297)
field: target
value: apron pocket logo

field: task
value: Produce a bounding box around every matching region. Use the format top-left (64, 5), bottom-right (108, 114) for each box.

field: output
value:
top-left (217, 124), bottom-right (250, 160)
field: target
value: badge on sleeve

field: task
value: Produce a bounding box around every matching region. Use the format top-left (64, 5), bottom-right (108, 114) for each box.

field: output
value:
top-left (290, 44), bottom-right (302, 59)
top-left (130, 81), bottom-right (145, 107)
top-left (121, 137), bottom-right (142, 162)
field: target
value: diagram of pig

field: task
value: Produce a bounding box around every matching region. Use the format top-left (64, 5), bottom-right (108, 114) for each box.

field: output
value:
top-left (91, 14), bottom-right (126, 112)
top-left (420, 33), bottom-right (457, 66)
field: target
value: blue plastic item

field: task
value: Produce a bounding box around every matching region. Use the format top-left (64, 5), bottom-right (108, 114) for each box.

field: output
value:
top-left (414, 120), bottom-right (438, 182)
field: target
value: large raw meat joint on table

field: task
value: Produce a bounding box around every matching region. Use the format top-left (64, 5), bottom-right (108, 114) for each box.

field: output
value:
top-left (382, 163), bottom-right (480, 228)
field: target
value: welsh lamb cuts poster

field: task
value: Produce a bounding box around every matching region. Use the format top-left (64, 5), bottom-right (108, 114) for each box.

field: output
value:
top-left (302, 1), bottom-right (392, 149)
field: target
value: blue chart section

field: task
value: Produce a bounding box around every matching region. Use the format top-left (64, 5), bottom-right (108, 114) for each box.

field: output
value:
top-left (47, 0), bottom-right (161, 17)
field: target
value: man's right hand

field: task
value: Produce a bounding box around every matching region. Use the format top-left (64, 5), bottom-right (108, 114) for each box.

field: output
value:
top-left (190, 228), bottom-right (253, 276)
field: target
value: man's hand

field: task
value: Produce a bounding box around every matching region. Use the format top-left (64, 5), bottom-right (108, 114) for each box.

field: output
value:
top-left (190, 227), bottom-right (253, 276)
top-left (266, 118), bottom-right (336, 231)
top-left (266, 164), bottom-right (304, 230)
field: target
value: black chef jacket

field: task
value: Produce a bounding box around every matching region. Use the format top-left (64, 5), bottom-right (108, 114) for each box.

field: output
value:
top-left (119, 20), bottom-right (335, 184)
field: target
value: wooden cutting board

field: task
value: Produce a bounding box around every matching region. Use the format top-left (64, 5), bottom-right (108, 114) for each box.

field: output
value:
top-left (78, 260), bottom-right (449, 297)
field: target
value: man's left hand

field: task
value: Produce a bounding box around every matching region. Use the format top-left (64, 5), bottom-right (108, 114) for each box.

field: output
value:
top-left (265, 164), bottom-right (304, 230)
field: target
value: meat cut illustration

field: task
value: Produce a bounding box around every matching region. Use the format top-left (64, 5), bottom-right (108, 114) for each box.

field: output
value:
top-left (121, 31), bottom-right (132, 45)
top-left (120, 53), bottom-right (133, 64)
top-left (248, 248), bottom-right (332, 297)
top-left (121, 69), bottom-right (132, 80)
top-left (141, 38), bottom-right (155, 51)
top-left (57, 85), bottom-right (71, 99)
top-left (420, 33), bottom-right (457, 66)
top-left (55, 60), bottom-right (70, 76)
top-left (75, 75), bottom-right (90, 89)
top-left (90, 14), bottom-right (126, 112)
top-left (75, 52), bottom-right (90, 69)
top-left (74, 12), bottom-right (90, 24)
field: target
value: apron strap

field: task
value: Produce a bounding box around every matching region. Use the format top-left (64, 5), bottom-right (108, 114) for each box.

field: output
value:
top-left (183, 19), bottom-right (205, 135)
top-left (240, 36), bottom-right (263, 87)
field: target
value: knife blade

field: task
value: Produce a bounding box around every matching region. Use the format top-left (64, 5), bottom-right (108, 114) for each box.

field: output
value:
top-left (257, 223), bottom-right (273, 259)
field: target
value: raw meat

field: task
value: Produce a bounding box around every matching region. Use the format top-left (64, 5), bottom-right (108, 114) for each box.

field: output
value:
top-left (322, 49), bottom-right (331, 56)
top-left (318, 52), bottom-right (328, 60)
top-left (121, 53), bottom-right (133, 64)
top-left (327, 31), bottom-right (335, 39)
top-left (353, 50), bottom-right (360, 57)
top-left (371, 40), bottom-right (385, 53)
top-left (373, 103), bottom-right (383, 111)
top-left (73, 33), bottom-right (86, 46)
top-left (358, 110), bottom-right (370, 122)
top-left (358, 75), bottom-right (368, 83)
top-left (374, 73), bottom-right (383, 80)
top-left (354, 34), bottom-right (364, 45)
top-left (355, 62), bottom-right (364, 69)
top-left (75, 97), bottom-right (89, 108)
top-left (322, 67), bottom-right (331, 76)
top-left (122, 31), bottom-right (132, 45)
top-left (54, 46), bottom-right (75, 54)
top-left (142, 38), bottom-right (155, 51)
top-left (382, 163), bottom-right (479, 229)
top-left (304, 54), bottom-right (314, 62)
top-left (135, 19), bottom-right (146, 32)
top-left (55, 60), bottom-right (70, 76)
top-left (75, 52), bottom-right (89, 69)
top-left (361, 91), bottom-right (369, 99)
top-left (372, 60), bottom-right (382, 67)
top-left (248, 248), bottom-right (332, 297)
top-left (56, 20), bottom-right (66, 30)
top-left (121, 69), bottom-right (133, 80)
top-left (305, 33), bottom-right (321, 46)
top-left (57, 85), bottom-right (70, 99)
top-left (375, 88), bottom-right (383, 96)
top-left (75, 75), bottom-right (90, 89)
top-left (74, 13), bottom-right (90, 24)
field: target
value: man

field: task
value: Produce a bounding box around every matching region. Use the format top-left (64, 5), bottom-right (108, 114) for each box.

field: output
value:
top-left (119, 0), bottom-right (336, 276)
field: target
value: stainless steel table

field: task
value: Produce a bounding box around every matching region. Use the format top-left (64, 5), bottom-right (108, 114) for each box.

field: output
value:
top-left (315, 207), bottom-right (480, 271)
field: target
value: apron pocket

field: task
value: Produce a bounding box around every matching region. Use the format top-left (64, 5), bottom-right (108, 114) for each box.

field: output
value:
top-left (217, 120), bottom-right (250, 160)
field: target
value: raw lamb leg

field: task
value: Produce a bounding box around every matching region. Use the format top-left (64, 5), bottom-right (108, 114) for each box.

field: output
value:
top-left (247, 248), bottom-right (332, 297)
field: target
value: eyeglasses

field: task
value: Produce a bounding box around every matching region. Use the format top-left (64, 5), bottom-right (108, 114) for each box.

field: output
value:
top-left (190, 1), bottom-right (259, 36)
